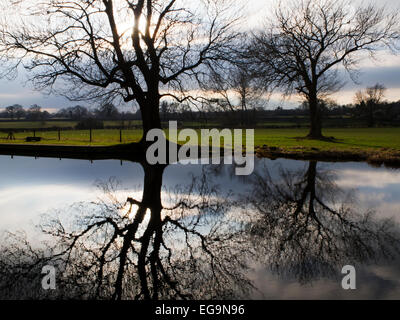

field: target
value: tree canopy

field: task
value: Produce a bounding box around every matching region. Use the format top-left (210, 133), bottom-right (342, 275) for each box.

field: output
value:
top-left (246, 0), bottom-right (399, 138)
top-left (0, 0), bottom-right (240, 137)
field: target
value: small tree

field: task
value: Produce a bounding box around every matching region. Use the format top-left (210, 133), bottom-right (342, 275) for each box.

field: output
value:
top-left (26, 104), bottom-right (42, 121)
top-left (5, 104), bottom-right (25, 120)
top-left (14, 105), bottom-right (26, 120)
top-left (95, 102), bottom-right (120, 119)
top-left (207, 66), bottom-right (266, 126)
top-left (247, 0), bottom-right (399, 139)
top-left (355, 83), bottom-right (386, 127)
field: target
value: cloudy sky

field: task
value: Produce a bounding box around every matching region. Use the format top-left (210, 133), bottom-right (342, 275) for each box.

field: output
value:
top-left (0, 0), bottom-right (399, 111)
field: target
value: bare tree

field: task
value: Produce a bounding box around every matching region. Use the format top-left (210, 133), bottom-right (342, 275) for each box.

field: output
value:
top-left (246, 0), bottom-right (399, 139)
top-left (245, 161), bottom-right (400, 282)
top-left (0, 0), bottom-right (240, 142)
top-left (5, 104), bottom-right (24, 120)
top-left (207, 66), bottom-right (267, 126)
top-left (0, 164), bottom-right (254, 300)
top-left (355, 83), bottom-right (386, 127)
top-left (1, 160), bottom-right (400, 299)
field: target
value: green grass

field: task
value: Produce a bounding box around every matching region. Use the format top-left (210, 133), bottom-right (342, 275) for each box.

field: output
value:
top-left (167, 127), bottom-right (400, 152)
top-left (0, 126), bottom-right (399, 153)
top-left (251, 128), bottom-right (400, 152)
top-left (0, 129), bottom-right (143, 146)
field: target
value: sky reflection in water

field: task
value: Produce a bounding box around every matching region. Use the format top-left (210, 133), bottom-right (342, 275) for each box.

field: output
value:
top-left (0, 155), bottom-right (399, 299)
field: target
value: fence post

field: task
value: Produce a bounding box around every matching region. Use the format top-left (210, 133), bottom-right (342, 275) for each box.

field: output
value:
top-left (58, 128), bottom-right (61, 141)
top-left (33, 129), bottom-right (36, 137)
top-left (119, 129), bottom-right (122, 143)
top-left (89, 128), bottom-right (92, 142)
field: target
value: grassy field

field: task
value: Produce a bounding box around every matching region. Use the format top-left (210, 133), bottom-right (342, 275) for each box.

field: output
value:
top-left (0, 127), bottom-right (399, 154)
top-left (251, 128), bottom-right (400, 152)
top-left (0, 129), bottom-right (143, 146)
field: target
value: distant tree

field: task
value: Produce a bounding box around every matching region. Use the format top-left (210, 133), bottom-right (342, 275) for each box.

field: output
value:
top-left (207, 66), bottom-right (266, 125)
top-left (355, 83), bottom-right (386, 127)
top-left (57, 105), bottom-right (90, 120)
top-left (297, 101), bottom-right (309, 112)
top-left (41, 110), bottom-right (51, 121)
top-left (95, 103), bottom-right (120, 119)
top-left (26, 104), bottom-right (43, 121)
top-left (160, 101), bottom-right (178, 122)
top-left (4, 106), bottom-right (14, 119)
top-left (69, 105), bottom-right (89, 120)
top-left (55, 108), bottom-right (67, 119)
top-left (5, 104), bottom-right (24, 120)
top-left (247, 0), bottom-right (399, 139)
top-left (14, 105), bottom-right (26, 120)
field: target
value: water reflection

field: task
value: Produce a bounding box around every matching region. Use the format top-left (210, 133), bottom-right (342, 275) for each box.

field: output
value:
top-left (0, 159), bottom-right (399, 299)
top-left (244, 161), bottom-right (400, 284)
top-left (0, 162), bottom-right (253, 299)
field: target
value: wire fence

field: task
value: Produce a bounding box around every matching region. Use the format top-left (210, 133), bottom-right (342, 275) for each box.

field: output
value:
top-left (0, 128), bottom-right (143, 144)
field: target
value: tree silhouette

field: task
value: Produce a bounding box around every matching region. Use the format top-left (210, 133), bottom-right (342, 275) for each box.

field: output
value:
top-left (0, 163), bottom-right (253, 300)
top-left (244, 161), bottom-right (400, 282)
top-left (1, 160), bottom-right (400, 299)
top-left (246, 0), bottom-right (399, 139)
top-left (355, 83), bottom-right (386, 127)
top-left (0, 0), bottom-right (240, 139)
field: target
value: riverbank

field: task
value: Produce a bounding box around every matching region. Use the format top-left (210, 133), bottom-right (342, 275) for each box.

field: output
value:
top-left (1, 141), bottom-right (400, 168)
top-left (255, 145), bottom-right (400, 167)
top-left (1, 127), bottom-right (400, 167)
top-left (252, 127), bottom-right (400, 167)
top-left (0, 142), bottom-right (145, 161)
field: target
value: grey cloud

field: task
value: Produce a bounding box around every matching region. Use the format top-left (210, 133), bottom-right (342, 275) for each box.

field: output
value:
top-left (341, 66), bottom-right (400, 90)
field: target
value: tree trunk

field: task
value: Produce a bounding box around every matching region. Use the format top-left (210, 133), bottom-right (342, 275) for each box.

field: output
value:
top-left (140, 98), bottom-right (162, 144)
top-left (141, 163), bottom-right (165, 211)
top-left (113, 162), bottom-right (165, 300)
top-left (306, 161), bottom-right (318, 218)
top-left (136, 162), bottom-right (165, 300)
top-left (307, 161), bottom-right (317, 194)
top-left (307, 95), bottom-right (323, 139)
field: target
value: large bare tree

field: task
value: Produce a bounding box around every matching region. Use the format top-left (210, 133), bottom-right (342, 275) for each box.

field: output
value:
top-left (247, 0), bottom-right (399, 139)
top-left (0, 0), bottom-right (240, 142)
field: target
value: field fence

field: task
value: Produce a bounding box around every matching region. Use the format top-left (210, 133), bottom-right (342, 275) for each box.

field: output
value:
top-left (0, 126), bottom-right (142, 144)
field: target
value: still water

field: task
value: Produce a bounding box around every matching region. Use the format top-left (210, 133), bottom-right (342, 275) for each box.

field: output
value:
top-left (0, 155), bottom-right (399, 299)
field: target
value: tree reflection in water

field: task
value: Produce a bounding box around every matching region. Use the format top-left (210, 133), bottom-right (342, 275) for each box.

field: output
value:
top-left (0, 160), bottom-right (399, 299)
top-left (0, 163), bottom-right (253, 300)
top-left (245, 160), bottom-right (400, 283)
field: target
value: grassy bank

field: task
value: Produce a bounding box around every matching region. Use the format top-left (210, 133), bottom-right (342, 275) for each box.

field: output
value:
top-left (0, 129), bottom-right (143, 146)
top-left (1, 127), bottom-right (400, 164)
top-left (251, 127), bottom-right (400, 166)
top-left (252, 127), bottom-right (400, 151)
